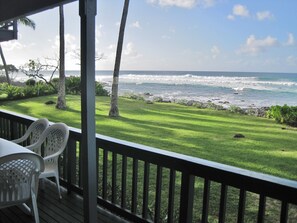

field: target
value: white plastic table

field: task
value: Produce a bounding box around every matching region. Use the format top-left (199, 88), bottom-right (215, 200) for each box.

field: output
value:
top-left (0, 137), bottom-right (43, 218)
top-left (0, 138), bottom-right (34, 157)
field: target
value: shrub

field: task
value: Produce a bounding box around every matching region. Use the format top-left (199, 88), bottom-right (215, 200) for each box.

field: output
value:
top-left (5, 85), bottom-right (24, 99)
top-left (267, 105), bottom-right (297, 127)
top-left (22, 86), bottom-right (36, 97)
top-left (64, 76), bottom-right (109, 96)
top-left (65, 76), bottom-right (81, 94)
top-left (26, 78), bottom-right (36, 86)
top-left (95, 82), bottom-right (109, 96)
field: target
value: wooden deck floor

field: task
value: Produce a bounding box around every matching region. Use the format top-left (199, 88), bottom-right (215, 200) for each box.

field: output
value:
top-left (0, 180), bottom-right (129, 223)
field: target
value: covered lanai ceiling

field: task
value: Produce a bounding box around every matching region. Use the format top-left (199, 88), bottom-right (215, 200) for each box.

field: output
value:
top-left (0, 0), bottom-right (76, 23)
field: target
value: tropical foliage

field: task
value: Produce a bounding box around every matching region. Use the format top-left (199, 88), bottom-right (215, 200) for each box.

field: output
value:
top-left (0, 76), bottom-right (109, 100)
top-left (267, 104), bottom-right (297, 126)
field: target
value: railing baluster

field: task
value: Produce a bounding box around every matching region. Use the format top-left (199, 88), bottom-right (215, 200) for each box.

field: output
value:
top-left (112, 152), bottom-right (117, 204)
top-left (155, 166), bottom-right (163, 222)
top-left (219, 184), bottom-right (228, 223)
top-left (0, 118), bottom-right (3, 137)
top-left (257, 195), bottom-right (266, 223)
top-left (179, 173), bottom-right (195, 223)
top-left (237, 189), bottom-right (246, 223)
top-left (121, 155), bottom-right (127, 209)
top-left (167, 169), bottom-right (176, 223)
top-left (102, 149), bottom-right (108, 200)
top-left (201, 179), bottom-right (210, 223)
top-left (142, 161), bottom-right (150, 219)
top-left (78, 141), bottom-right (83, 188)
top-left (131, 158), bottom-right (138, 213)
top-left (280, 201), bottom-right (288, 223)
top-left (66, 138), bottom-right (77, 194)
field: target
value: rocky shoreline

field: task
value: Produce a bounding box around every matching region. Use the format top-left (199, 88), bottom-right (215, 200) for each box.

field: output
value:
top-left (123, 92), bottom-right (270, 117)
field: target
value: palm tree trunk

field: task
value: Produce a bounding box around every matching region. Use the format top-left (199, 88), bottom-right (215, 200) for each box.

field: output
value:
top-left (0, 44), bottom-right (11, 85)
top-left (56, 5), bottom-right (66, 109)
top-left (109, 0), bottom-right (130, 117)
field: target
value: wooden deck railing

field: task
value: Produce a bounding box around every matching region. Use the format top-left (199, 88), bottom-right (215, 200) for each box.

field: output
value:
top-left (1, 110), bottom-right (297, 223)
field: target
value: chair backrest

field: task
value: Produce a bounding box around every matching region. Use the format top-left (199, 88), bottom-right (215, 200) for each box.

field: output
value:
top-left (0, 153), bottom-right (44, 208)
top-left (12, 118), bottom-right (50, 145)
top-left (27, 123), bottom-right (69, 161)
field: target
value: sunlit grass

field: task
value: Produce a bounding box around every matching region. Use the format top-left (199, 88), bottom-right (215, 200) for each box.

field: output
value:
top-left (1, 95), bottom-right (297, 180)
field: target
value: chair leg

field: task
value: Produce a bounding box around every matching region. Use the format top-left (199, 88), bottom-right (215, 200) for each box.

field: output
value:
top-left (31, 191), bottom-right (40, 223)
top-left (55, 174), bottom-right (62, 199)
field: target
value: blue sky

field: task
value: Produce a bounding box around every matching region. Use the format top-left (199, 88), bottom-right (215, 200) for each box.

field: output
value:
top-left (2, 0), bottom-right (297, 73)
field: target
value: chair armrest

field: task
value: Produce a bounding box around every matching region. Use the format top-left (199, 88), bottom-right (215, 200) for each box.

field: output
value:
top-left (43, 151), bottom-right (63, 161)
top-left (26, 142), bottom-right (41, 155)
top-left (11, 135), bottom-right (28, 144)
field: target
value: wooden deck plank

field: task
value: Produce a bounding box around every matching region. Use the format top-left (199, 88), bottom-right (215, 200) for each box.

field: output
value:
top-left (0, 180), bottom-right (130, 223)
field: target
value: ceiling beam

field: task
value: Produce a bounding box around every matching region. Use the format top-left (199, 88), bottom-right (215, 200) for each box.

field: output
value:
top-left (0, 0), bottom-right (77, 23)
top-left (0, 30), bottom-right (17, 42)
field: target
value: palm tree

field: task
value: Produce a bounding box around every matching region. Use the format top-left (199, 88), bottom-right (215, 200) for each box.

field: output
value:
top-left (109, 0), bottom-right (130, 117)
top-left (56, 5), bottom-right (66, 109)
top-left (0, 18), bottom-right (35, 85)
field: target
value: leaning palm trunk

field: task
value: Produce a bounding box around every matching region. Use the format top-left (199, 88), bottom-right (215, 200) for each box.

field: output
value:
top-left (0, 44), bottom-right (11, 85)
top-left (109, 0), bottom-right (130, 117)
top-left (56, 5), bottom-right (66, 109)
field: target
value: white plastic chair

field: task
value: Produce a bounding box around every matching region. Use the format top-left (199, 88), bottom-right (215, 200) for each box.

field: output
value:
top-left (0, 153), bottom-right (45, 223)
top-left (26, 123), bottom-right (69, 199)
top-left (11, 118), bottom-right (50, 146)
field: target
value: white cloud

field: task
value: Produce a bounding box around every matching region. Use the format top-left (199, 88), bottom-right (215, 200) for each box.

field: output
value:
top-left (108, 44), bottom-right (116, 50)
top-left (53, 34), bottom-right (78, 53)
top-left (131, 21), bottom-right (141, 29)
top-left (238, 35), bottom-right (278, 55)
top-left (285, 33), bottom-right (295, 46)
top-left (198, 0), bottom-right (215, 8)
top-left (227, 5), bottom-right (250, 20)
top-left (96, 24), bottom-right (104, 39)
top-left (233, 4), bottom-right (249, 17)
top-left (147, 0), bottom-right (216, 9)
top-left (211, 45), bottom-right (220, 59)
top-left (1, 40), bottom-right (26, 51)
top-left (1, 34), bottom-right (33, 51)
top-left (227, 14), bottom-right (235, 20)
top-left (256, 11), bottom-right (273, 21)
top-left (124, 42), bottom-right (139, 57)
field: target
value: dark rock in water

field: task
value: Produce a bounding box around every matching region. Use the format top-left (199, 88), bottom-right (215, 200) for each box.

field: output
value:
top-left (162, 99), bottom-right (171, 103)
top-left (45, 100), bottom-right (55, 105)
top-left (234, 133), bottom-right (245, 138)
top-left (153, 97), bottom-right (163, 102)
top-left (145, 100), bottom-right (154, 104)
top-left (187, 100), bottom-right (195, 106)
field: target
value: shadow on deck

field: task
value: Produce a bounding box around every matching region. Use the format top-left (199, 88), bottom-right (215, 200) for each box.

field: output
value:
top-left (0, 180), bottom-right (129, 223)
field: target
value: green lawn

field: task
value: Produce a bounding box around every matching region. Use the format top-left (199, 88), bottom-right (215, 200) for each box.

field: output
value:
top-left (1, 95), bottom-right (297, 180)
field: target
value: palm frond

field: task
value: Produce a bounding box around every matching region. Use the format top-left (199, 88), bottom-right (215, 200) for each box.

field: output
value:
top-left (18, 17), bottom-right (36, 30)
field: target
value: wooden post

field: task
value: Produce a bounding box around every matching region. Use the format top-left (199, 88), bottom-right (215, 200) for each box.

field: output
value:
top-left (79, 0), bottom-right (97, 222)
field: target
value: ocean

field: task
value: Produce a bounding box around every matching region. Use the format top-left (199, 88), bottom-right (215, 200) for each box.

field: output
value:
top-left (15, 70), bottom-right (297, 108)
